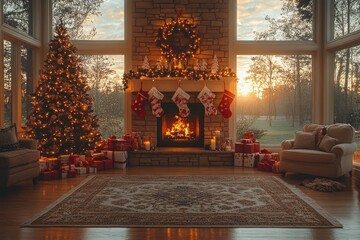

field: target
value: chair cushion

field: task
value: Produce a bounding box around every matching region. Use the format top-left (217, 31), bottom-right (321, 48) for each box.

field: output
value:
top-left (293, 131), bottom-right (316, 149)
top-left (327, 124), bottom-right (354, 144)
top-left (281, 149), bottom-right (335, 164)
top-left (318, 134), bottom-right (338, 152)
top-left (0, 148), bottom-right (40, 168)
top-left (0, 124), bottom-right (19, 152)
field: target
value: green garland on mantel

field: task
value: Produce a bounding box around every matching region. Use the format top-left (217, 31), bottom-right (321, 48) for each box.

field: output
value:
top-left (121, 67), bottom-right (237, 90)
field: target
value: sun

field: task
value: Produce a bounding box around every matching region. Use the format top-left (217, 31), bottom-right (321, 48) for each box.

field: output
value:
top-left (237, 78), bottom-right (253, 96)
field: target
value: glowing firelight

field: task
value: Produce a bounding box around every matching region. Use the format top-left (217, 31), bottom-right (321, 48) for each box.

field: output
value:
top-left (165, 115), bottom-right (194, 139)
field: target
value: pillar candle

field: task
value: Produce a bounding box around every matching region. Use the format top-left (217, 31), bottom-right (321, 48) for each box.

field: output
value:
top-left (210, 138), bottom-right (216, 150)
top-left (144, 141), bottom-right (150, 151)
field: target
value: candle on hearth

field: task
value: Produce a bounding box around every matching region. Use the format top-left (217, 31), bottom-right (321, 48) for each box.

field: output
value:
top-left (144, 141), bottom-right (151, 151)
top-left (210, 138), bottom-right (216, 150)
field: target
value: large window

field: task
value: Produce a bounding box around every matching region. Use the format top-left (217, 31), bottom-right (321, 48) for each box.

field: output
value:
top-left (21, 46), bottom-right (33, 126)
top-left (332, 0), bottom-right (360, 40)
top-left (52, 0), bottom-right (124, 40)
top-left (80, 55), bottom-right (125, 138)
top-left (2, 0), bottom-right (33, 35)
top-left (3, 40), bottom-right (12, 127)
top-left (334, 45), bottom-right (360, 129)
top-left (237, 0), bottom-right (313, 40)
top-left (236, 55), bottom-right (312, 144)
top-left (235, 0), bottom-right (314, 145)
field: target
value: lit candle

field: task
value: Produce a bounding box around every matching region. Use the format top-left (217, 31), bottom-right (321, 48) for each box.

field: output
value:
top-left (144, 141), bottom-right (150, 151)
top-left (210, 138), bottom-right (216, 150)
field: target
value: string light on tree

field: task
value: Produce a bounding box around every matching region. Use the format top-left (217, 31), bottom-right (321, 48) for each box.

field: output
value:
top-left (25, 24), bottom-right (102, 157)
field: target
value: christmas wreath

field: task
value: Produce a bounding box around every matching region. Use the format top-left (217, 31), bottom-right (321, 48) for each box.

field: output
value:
top-left (156, 18), bottom-right (200, 62)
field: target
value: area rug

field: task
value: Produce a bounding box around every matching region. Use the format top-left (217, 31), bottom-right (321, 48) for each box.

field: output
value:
top-left (24, 175), bottom-right (342, 228)
top-left (301, 178), bottom-right (346, 192)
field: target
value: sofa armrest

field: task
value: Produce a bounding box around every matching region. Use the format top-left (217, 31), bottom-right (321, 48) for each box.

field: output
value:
top-left (331, 142), bottom-right (357, 158)
top-left (18, 138), bottom-right (38, 150)
top-left (281, 140), bottom-right (294, 150)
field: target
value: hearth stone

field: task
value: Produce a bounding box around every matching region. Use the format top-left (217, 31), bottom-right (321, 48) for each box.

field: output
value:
top-left (127, 147), bottom-right (234, 166)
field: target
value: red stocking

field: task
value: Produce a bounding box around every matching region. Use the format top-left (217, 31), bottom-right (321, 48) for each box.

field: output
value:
top-left (131, 88), bottom-right (149, 118)
top-left (218, 89), bottom-right (235, 118)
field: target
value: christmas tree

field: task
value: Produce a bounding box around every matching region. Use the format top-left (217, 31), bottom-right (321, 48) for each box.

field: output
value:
top-left (25, 24), bottom-right (101, 157)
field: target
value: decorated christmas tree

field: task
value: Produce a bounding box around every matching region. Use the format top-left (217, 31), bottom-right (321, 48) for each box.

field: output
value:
top-left (25, 24), bottom-right (101, 157)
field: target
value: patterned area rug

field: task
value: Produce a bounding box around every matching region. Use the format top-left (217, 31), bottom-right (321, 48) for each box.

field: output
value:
top-left (24, 175), bottom-right (341, 228)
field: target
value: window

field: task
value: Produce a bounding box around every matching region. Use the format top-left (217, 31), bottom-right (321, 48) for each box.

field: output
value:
top-left (52, 0), bottom-right (125, 40)
top-left (3, 40), bottom-right (12, 127)
top-left (332, 0), bottom-right (360, 40)
top-left (236, 55), bottom-right (312, 144)
top-left (237, 0), bottom-right (313, 40)
top-left (21, 46), bottom-right (33, 126)
top-left (334, 45), bottom-right (360, 131)
top-left (2, 0), bottom-right (33, 35)
top-left (80, 55), bottom-right (125, 138)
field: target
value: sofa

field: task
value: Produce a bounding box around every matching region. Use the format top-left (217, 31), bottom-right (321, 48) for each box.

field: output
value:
top-left (280, 123), bottom-right (357, 178)
top-left (0, 125), bottom-right (40, 189)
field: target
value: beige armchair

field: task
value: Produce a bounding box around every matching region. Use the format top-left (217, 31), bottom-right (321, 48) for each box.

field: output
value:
top-left (280, 123), bottom-right (357, 178)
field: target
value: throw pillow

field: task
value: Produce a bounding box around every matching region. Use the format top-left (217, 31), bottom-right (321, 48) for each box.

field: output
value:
top-left (293, 131), bottom-right (316, 149)
top-left (318, 134), bottom-right (338, 152)
top-left (0, 124), bottom-right (19, 152)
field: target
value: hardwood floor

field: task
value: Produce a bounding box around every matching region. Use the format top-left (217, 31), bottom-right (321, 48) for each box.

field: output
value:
top-left (1, 166), bottom-right (359, 240)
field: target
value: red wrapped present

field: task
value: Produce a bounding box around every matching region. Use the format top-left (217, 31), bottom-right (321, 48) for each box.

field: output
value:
top-left (240, 138), bottom-right (252, 144)
top-left (103, 159), bottom-right (113, 170)
top-left (244, 132), bottom-right (254, 139)
top-left (91, 160), bottom-right (105, 171)
top-left (107, 136), bottom-right (117, 149)
top-left (67, 169), bottom-right (77, 178)
top-left (243, 143), bottom-right (254, 153)
top-left (69, 154), bottom-right (79, 166)
top-left (114, 139), bottom-right (132, 151)
top-left (235, 142), bottom-right (244, 153)
top-left (253, 141), bottom-right (260, 153)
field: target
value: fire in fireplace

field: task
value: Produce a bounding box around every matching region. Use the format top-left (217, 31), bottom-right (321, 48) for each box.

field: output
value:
top-left (157, 103), bottom-right (204, 147)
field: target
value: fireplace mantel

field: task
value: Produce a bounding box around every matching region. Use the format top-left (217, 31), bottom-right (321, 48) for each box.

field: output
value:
top-left (124, 77), bottom-right (237, 147)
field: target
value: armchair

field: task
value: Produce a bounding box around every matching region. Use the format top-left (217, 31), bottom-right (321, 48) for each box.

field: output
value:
top-left (280, 123), bottom-right (357, 178)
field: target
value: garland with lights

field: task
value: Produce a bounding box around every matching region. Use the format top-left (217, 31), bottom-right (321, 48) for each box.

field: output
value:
top-left (122, 66), bottom-right (236, 90)
top-left (155, 18), bottom-right (200, 62)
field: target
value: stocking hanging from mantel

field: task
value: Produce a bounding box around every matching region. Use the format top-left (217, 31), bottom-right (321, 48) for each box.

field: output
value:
top-left (197, 85), bottom-right (218, 116)
top-left (148, 86), bottom-right (164, 118)
top-left (131, 88), bottom-right (149, 118)
top-left (172, 87), bottom-right (190, 118)
top-left (218, 89), bottom-right (235, 118)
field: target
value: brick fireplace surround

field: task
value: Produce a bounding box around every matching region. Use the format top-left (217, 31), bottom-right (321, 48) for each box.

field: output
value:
top-left (124, 77), bottom-right (237, 166)
top-left (124, 0), bottom-right (235, 166)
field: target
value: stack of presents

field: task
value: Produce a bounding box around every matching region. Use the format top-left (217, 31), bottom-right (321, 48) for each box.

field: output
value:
top-left (234, 132), bottom-right (280, 173)
top-left (38, 134), bottom-right (132, 181)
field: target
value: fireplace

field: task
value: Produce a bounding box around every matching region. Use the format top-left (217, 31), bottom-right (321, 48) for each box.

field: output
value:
top-left (157, 103), bottom-right (204, 147)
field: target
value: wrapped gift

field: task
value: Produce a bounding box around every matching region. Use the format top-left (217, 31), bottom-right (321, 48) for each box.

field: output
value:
top-left (234, 153), bottom-right (244, 167)
top-left (47, 158), bottom-right (60, 170)
top-left (113, 139), bottom-right (132, 151)
top-left (88, 166), bottom-right (97, 174)
top-left (243, 143), bottom-right (254, 153)
top-left (102, 150), bottom-right (128, 162)
top-left (253, 141), bottom-right (260, 153)
top-left (91, 160), bottom-right (105, 171)
top-left (244, 132), bottom-right (254, 139)
top-left (243, 153), bottom-right (259, 168)
top-left (103, 159), bottom-right (113, 170)
top-left (69, 154), bottom-right (79, 166)
top-left (61, 171), bottom-right (68, 179)
top-left (75, 167), bottom-right (87, 175)
top-left (114, 161), bottom-right (127, 169)
top-left (39, 159), bottom-right (47, 171)
top-left (107, 136), bottom-right (117, 149)
top-left (235, 142), bottom-right (244, 153)
top-left (58, 155), bottom-right (70, 165)
top-left (67, 169), bottom-right (77, 178)
top-left (240, 138), bottom-right (253, 144)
